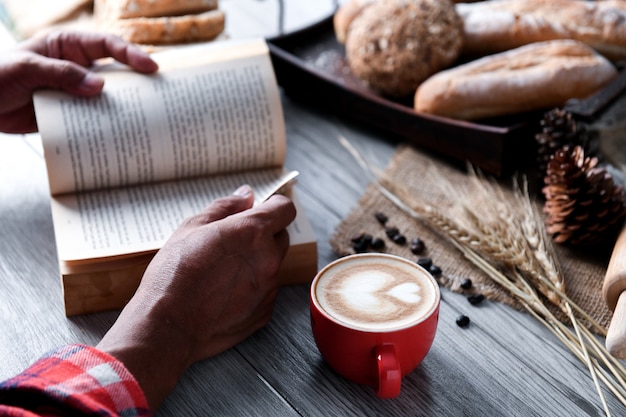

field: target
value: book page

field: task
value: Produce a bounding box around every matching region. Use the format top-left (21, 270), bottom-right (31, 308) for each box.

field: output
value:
top-left (52, 169), bottom-right (299, 262)
top-left (58, 189), bottom-right (316, 276)
top-left (34, 38), bottom-right (286, 195)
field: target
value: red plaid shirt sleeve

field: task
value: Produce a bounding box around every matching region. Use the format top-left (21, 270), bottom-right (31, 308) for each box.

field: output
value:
top-left (0, 344), bottom-right (150, 417)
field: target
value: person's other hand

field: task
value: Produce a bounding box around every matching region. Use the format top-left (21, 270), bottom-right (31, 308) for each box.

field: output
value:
top-left (0, 30), bottom-right (158, 133)
top-left (97, 185), bottom-right (296, 411)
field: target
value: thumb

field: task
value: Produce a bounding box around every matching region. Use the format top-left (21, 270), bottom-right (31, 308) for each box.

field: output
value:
top-left (232, 184), bottom-right (255, 201)
top-left (207, 184), bottom-right (255, 220)
top-left (25, 54), bottom-right (105, 96)
top-left (186, 185), bottom-right (255, 227)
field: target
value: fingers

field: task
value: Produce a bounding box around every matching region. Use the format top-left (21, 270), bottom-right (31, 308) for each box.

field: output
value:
top-left (249, 194), bottom-right (297, 235)
top-left (0, 31), bottom-right (158, 133)
top-left (23, 30), bottom-right (158, 74)
top-left (16, 52), bottom-right (105, 97)
top-left (223, 194), bottom-right (294, 275)
top-left (185, 186), bottom-right (296, 230)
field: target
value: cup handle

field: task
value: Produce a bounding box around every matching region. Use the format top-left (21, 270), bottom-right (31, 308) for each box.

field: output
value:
top-left (374, 344), bottom-right (401, 398)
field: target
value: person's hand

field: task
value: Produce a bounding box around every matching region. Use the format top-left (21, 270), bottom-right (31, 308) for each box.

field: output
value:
top-left (0, 30), bottom-right (158, 134)
top-left (97, 185), bottom-right (296, 411)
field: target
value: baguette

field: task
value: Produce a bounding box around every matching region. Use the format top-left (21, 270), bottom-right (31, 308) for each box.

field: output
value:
top-left (105, 9), bottom-right (225, 45)
top-left (95, 0), bottom-right (218, 20)
top-left (414, 40), bottom-right (618, 120)
top-left (457, 0), bottom-right (626, 60)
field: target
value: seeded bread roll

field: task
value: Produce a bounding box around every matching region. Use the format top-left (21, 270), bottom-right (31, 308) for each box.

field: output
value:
top-left (333, 0), bottom-right (375, 44)
top-left (457, 0), bottom-right (626, 60)
top-left (414, 40), bottom-right (618, 120)
top-left (105, 9), bottom-right (225, 45)
top-left (95, 0), bottom-right (218, 20)
top-left (333, 0), bottom-right (474, 44)
top-left (346, 0), bottom-right (463, 98)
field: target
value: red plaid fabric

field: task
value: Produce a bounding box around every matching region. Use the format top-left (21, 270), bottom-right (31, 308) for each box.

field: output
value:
top-left (0, 344), bottom-right (150, 416)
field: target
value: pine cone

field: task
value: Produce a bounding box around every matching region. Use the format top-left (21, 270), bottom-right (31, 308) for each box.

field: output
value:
top-left (535, 108), bottom-right (600, 180)
top-left (542, 145), bottom-right (626, 246)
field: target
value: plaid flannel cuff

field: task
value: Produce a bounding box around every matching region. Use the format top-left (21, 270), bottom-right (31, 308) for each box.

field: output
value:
top-left (0, 344), bottom-right (150, 416)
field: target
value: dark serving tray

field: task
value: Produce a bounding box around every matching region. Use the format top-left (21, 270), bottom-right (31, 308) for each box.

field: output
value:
top-left (267, 15), bottom-right (542, 177)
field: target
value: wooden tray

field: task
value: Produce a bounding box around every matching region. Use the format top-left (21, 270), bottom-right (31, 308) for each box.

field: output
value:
top-left (267, 15), bottom-right (541, 177)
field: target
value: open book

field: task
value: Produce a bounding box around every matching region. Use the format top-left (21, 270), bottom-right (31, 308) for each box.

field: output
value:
top-left (34, 38), bottom-right (317, 316)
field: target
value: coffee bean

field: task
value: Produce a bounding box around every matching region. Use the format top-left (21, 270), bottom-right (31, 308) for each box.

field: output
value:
top-left (460, 278), bottom-right (473, 290)
top-left (468, 294), bottom-right (485, 305)
top-left (362, 233), bottom-right (373, 245)
top-left (374, 212), bottom-right (388, 225)
top-left (352, 240), bottom-right (369, 253)
top-left (456, 314), bottom-right (470, 328)
top-left (350, 232), bottom-right (365, 243)
top-left (429, 264), bottom-right (442, 276)
top-left (391, 234), bottom-right (407, 245)
top-left (417, 257), bottom-right (432, 269)
top-left (410, 238), bottom-right (426, 254)
top-left (370, 237), bottom-right (385, 249)
top-left (385, 226), bottom-right (400, 238)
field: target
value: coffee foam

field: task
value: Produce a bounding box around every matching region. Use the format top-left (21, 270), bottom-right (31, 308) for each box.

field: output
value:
top-left (313, 254), bottom-right (439, 331)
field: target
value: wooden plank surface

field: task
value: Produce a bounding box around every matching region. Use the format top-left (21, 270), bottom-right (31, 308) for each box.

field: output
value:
top-left (0, 1), bottom-right (624, 416)
top-left (2, 96), bottom-right (622, 417)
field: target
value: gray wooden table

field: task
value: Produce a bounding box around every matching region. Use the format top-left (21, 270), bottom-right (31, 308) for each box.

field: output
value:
top-left (0, 1), bottom-right (624, 416)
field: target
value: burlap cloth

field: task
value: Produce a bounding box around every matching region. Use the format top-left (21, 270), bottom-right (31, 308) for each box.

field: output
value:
top-left (331, 144), bottom-right (614, 331)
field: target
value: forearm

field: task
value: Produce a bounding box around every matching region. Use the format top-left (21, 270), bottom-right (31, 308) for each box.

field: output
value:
top-left (96, 294), bottom-right (193, 412)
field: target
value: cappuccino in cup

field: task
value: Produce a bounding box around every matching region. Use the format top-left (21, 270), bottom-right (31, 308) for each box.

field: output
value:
top-left (313, 254), bottom-right (439, 331)
top-left (310, 253), bottom-right (440, 398)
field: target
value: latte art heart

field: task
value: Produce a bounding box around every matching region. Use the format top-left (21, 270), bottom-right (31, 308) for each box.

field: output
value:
top-left (337, 272), bottom-right (423, 323)
top-left (314, 257), bottom-right (439, 331)
top-left (387, 282), bottom-right (421, 304)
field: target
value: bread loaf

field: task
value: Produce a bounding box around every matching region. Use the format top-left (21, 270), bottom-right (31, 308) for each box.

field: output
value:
top-left (105, 9), bottom-right (225, 45)
top-left (95, 0), bottom-right (218, 20)
top-left (414, 40), bottom-right (618, 120)
top-left (346, 0), bottom-right (463, 98)
top-left (94, 0), bottom-right (225, 45)
top-left (457, 0), bottom-right (626, 60)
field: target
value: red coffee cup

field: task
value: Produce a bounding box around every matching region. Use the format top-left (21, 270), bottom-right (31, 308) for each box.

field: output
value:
top-left (310, 253), bottom-right (440, 398)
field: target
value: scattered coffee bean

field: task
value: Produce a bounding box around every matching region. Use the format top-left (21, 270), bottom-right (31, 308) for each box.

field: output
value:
top-left (350, 232), bottom-right (365, 243)
top-left (385, 226), bottom-right (400, 238)
top-left (410, 238), bottom-right (426, 255)
top-left (429, 264), bottom-right (442, 276)
top-left (467, 294), bottom-right (485, 305)
top-left (374, 212), bottom-right (388, 225)
top-left (416, 257), bottom-right (432, 269)
top-left (456, 314), bottom-right (470, 328)
top-left (391, 234), bottom-right (407, 245)
top-left (460, 278), bottom-right (473, 290)
top-left (362, 233), bottom-right (373, 245)
top-left (353, 239), bottom-right (369, 253)
top-left (370, 237), bottom-right (385, 250)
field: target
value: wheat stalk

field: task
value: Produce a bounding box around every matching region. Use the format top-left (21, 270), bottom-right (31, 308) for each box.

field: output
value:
top-left (339, 136), bottom-right (626, 415)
